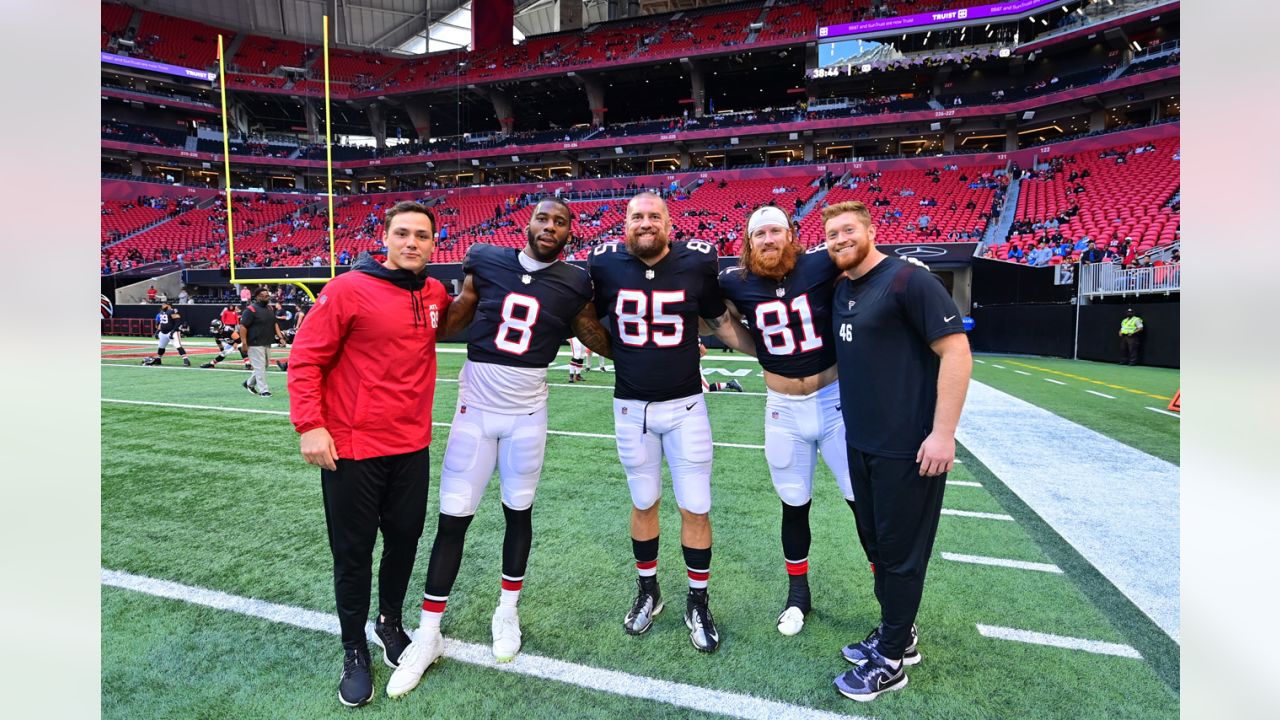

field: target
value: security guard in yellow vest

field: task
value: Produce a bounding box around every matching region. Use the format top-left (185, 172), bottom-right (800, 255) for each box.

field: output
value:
top-left (1119, 308), bottom-right (1144, 366)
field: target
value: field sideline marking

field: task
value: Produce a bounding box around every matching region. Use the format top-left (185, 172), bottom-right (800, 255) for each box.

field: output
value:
top-left (101, 569), bottom-right (864, 720)
top-left (946, 480), bottom-right (982, 488)
top-left (1044, 378), bottom-right (1067, 385)
top-left (100, 399), bottom-right (767, 449)
top-left (98, 363), bottom-right (772, 397)
top-left (940, 508), bottom-right (1014, 521)
top-left (1145, 407), bottom-right (1180, 419)
top-left (976, 624), bottom-right (1142, 659)
top-left (1086, 390), bottom-right (1115, 399)
top-left (1004, 360), bottom-right (1172, 401)
top-left (991, 364), bottom-right (1006, 369)
top-left (1014, 370), bottom-right (1032, 376)
top-left (940, 552), bottom-right (1062, 574)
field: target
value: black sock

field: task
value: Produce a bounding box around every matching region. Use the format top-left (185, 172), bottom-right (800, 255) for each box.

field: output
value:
top-left (423, 513), bottom-right (475, 600)
top-left (501, 504), bottom-right (533, 581)
top-left (682, 545), bottom-right (711, 591)
top-left (780, 500), bottom-right (812, 566)
top-left (633, 536), bottom-right (659, 586)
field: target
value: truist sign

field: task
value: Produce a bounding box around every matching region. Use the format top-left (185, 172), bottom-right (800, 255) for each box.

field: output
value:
top-left (819, 0), bottom-right (1060, 40)
top-left (101, 51), bottom-right (217, 82)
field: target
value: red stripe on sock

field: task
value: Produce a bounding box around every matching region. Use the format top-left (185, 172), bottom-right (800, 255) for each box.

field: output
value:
top-left (785, 560), bottom-right (809, 576)
top-left (421, 599), bottom-right (447, 613)
top-left (501, 579), bottom-right (523, 592)
top-left (636, 560), bottom-right (658, 570)
top-left (869, 562), bottom-right (876, 575)
top-left (687, 570), bottom-right (710, 582)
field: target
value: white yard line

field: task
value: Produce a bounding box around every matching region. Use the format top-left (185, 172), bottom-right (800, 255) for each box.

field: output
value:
top-left (1014, 370), bottom-right (1032, 376)
top-left (100, 399), bottom-right (765, 450)
top-left (957, 381), bottom-right (1180, 643)
top-left (1086, 390), bottom-right (1115, 399)
top-left (991, 364), bottom-right (1006, 369)
top-left (1145, 407), bottom-right (1180, 419)
top-left (939, 508), bottom-right (1014, 521)
top-left (101, 569), bottom-right (863, 720)
top-left (976, 624), bottom-right (1143, 659)
top-left (973, 359), bottom-right (986, 364)
top-left (941, 552), bottom-right (1062, 574)
top-left (946, 480), bottom-right (982, 488)
top-left (1044, 378), bottom-right (1067, 385)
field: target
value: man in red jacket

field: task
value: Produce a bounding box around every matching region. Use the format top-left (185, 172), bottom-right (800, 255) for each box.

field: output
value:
top-left (288, 200), bottom-right (453, 708)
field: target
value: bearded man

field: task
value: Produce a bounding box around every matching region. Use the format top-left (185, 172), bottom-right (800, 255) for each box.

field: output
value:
top-left (717, 205), bottom-right (856, 638)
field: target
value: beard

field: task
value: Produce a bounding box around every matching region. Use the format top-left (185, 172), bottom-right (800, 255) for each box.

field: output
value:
top-left (526, 227), bottom-right (567, 263)
top-left (624, 227), bottom-right (668, 260)
top-left (828, 238), bottom-right (870, 272)
top-left (746, 241), bottom-right (801, 280)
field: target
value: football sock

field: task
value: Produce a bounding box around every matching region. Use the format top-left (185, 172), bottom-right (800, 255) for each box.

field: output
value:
top-left (500, 504), bottom-right (532, 607)
top-left (177, 347), bottom-right (187, 356)
top-left (632, 536), bottom-right (658, 578)
top-left (421, 513), bottom-right (475, 628)
top-left (682, 545), bottom-right (711, 590)
top-left (780, 500), bottom-right (812, 566)
top-left (156, 347), bottom-right (166, 357)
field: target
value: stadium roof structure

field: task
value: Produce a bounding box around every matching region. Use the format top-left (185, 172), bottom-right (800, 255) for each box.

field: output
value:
top-left (136, 0), bottom-right (615, 53)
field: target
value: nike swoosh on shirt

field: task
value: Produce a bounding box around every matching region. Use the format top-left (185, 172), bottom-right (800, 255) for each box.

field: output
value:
top-left (944, 315), bottom-right (957, 322)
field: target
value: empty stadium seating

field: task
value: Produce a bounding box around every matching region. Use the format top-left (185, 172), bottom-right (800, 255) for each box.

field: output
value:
top-left (134, 11), bottom-right (228, 69)
top-left (989, 140), bottom-right (1179, 264)
top-left (101, 200), bottom-right (171, 245)
top-left (669, 177), bottom-right (819, 254)
top-left (231, 35), bottom-right (310, 74)
top-left (102, 2), bottom-right (132, 50)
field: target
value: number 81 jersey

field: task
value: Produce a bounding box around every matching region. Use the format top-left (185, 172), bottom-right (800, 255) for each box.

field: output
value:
top-left (465, 243), bottom-right (593, 367)
top-left (590, 240), bottom-right (726, 401)
top-left (718, 244), bottom-right (840, 379)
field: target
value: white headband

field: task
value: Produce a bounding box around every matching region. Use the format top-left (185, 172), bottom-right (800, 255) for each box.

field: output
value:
top-left (747, 206), bottom-right (790, 237)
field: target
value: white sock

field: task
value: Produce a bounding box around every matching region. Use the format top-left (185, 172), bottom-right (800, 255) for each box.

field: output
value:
top-left (499, 589), bottom-right (520, 608)
top-left (883, 657), bottom-right (902, 669)
top-left (418, 609), bottom-right (443, 635)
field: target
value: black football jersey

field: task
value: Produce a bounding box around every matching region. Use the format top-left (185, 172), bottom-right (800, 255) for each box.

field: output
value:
top-left (156, 309), bottom-right (181, 334)
top-left (464, 243), bottom-right (593, 368)
top-left (719, 244), bottom-right (840, 378)
top-left (590, 240), bottom-right (727, 401)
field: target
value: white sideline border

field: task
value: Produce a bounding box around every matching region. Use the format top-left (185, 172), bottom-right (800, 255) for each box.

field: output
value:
top-left (1145, 406), bottom-right (1180, 419)
top-left (101, 569), bottom-right (864, 720)
top-left (976, 624), bottom-right (1142, 659)
top-left (100, 399), bottom-right (766, 450)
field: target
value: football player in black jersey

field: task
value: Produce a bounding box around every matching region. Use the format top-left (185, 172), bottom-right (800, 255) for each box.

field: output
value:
top-left (719, 205), bottom-right (855, 638)
top-left (589, 191), bottom-right (755, 654)
top-left (388, 198), bottom-right (613, 698)
top-left (142, 303), bottom-right (190, 366)
top-left (200, 319), bottom-right (247, 369)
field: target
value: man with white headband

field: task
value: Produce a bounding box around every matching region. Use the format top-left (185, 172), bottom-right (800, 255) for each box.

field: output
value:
top-left (718, 204), bottom-right (856, 637)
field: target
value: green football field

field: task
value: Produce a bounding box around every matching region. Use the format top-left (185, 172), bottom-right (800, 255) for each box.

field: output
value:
top-left (100, 339), bottom-right (1179, 719)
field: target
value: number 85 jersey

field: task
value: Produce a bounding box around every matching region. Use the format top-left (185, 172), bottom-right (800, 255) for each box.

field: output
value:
top-left (718, 244), bottom-right (840, 378)
top-left (465, 244), bottom-right (593, 367)
top-left (590, 240), bottom-right (726, 401)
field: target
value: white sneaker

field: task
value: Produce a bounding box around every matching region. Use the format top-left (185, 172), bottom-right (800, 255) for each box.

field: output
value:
top-left (777, 606), bottom-right (806, 636)
top-left (491, 606), bottom-right (522, 662)
top-left (386, 629), bottom-right (444, 698)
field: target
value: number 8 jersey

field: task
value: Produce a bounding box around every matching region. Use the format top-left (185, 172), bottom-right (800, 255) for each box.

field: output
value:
top-left (718, 245), bottom-right (840, 378)
top-left (465, 243), bottom-right (593, 368)
top-left (590, 241), bottom-right (726, 401)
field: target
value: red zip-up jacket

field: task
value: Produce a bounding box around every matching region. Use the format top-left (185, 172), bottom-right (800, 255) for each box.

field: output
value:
top-left (288, 259), bottom-right (452, 460)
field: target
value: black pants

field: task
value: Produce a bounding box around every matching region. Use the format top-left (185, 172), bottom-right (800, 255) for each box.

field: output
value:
top-left (846, 443), bottom-right (947, 660)
top-left (321, 446), bottom-right (432, 646)
top-left (1121, 335), bottom-right (1141, 365)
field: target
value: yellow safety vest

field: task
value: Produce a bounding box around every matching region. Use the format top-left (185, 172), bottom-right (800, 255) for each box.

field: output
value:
top-left (1120, 317), bottom-right (1142, 335)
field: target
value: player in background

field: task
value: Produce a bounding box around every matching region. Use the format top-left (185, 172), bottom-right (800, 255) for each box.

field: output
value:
top-left (142, 303), bottom-right (190, 366)
top-left (697, 341), bottom-right (743, 392)
top-left (568, 336), bottom-right (588, 382)
top-left (589, 191), bottom-right (755, 654)
top-left (388, 198), bottom-right (612, 698)
top-left (718, 205), bottom-right (852, 637)
top-left (200, 318), bottom-right (245, 369)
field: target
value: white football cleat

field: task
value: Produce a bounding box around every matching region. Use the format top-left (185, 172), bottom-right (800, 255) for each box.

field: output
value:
top-left (777, 606), bottom-right (806, 636)
top-left (386, 629), bottom-right (444, 698)
top-left (491, 606), bottom-right (522, 663)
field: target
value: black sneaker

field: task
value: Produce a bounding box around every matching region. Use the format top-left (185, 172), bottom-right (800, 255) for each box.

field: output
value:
top-left (623, 576), bottom-right (663, 635)
top-left (833, 651), bottom-right (908, 702)
top-left (183, 357), bottom-right (191, 366)
top-left (276, 360), bottom-right (289, 372)
top-left (338, 644), bottom-right (374, 708)
top-left (725, 379), bottom-right (744, 392)
top-left (842, 623), bottom-right (921, 666)
top-left (200, 362), bottom-right (216, 369)
top-left (684, 588), bottom-right (720, 653)
top-left (374, 616), bottom-right (412, 669)
top-left (243, 378), bottom-right (259, 395)
top-left (260, 391), bottom-right (272, 398)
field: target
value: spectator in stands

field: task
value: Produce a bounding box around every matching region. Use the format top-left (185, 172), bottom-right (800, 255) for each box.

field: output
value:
top-left (178, 287), bottom-right (191, 304)
top-left (147, 285), bottom-right (158, 303)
